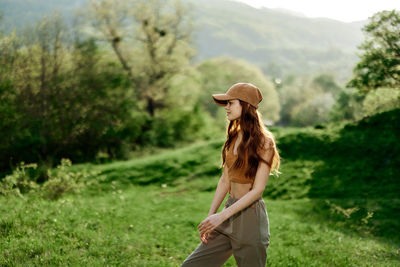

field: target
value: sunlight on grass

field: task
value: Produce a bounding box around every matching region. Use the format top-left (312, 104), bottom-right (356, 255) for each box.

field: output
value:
top-left (1, 109), bottom-right (399, 265)
top-left (1, 186), bottom-right (398, 266)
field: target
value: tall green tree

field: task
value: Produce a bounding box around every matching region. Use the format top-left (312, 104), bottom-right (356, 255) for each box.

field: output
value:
top-left (83, 0), bottom-right (194, 116)
top-left (347, 10), bottom-right (400, 92)
top-left (0, 13), bottom-right (137, 173)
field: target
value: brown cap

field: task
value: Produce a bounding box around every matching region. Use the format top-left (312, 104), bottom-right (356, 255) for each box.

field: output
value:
top-left (212, 83), bottom-right (263, 109)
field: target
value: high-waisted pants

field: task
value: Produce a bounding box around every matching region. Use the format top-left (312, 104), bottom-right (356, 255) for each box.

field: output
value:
top-left (181, 195), bottom-right (270, 267)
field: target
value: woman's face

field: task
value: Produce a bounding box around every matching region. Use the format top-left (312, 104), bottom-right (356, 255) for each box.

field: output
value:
top-left (224, 99), bottom-right (242, 121)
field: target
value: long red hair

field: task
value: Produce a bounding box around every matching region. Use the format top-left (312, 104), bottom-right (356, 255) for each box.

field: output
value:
top-left (221, 100), bottom-right (281, 178)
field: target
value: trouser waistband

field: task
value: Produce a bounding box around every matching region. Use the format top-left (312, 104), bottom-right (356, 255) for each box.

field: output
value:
top-left (226, 194), bottom-right (263, 206)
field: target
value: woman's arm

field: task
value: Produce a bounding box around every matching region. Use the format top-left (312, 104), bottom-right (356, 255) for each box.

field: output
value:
top-left (219, 161), bottom-right (270, 221)
top-left (198, 166), bottom-right (230, 243)
top-left (207, 165), bottom-right (230, 216)
top-left (198, 146), bottom-right (273, 238)
top-left (219, 142), bottom-right (273, 220)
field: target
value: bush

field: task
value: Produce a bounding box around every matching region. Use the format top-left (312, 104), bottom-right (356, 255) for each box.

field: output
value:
top-left (0, 162), bottom-right (39, 197)
top-left (0, 158), bottom-right (99, 200)
top-left (42, 158), bottom-right (100, 200)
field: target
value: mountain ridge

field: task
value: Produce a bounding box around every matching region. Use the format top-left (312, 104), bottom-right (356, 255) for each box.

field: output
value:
top-left (0, 0), bottom-right (367, 82)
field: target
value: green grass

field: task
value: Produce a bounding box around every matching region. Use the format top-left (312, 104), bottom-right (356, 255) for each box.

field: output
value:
top-left (1, 108), bottom-right (399, 266)
top-left (1, 186), bottom-right (398, 266)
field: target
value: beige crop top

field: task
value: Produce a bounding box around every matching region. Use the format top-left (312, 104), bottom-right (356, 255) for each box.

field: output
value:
top-left (225, 134), bottom-right (274, 186)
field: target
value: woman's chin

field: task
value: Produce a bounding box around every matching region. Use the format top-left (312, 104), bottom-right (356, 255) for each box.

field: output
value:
top-left (227, 116), bottom-right (239, 121)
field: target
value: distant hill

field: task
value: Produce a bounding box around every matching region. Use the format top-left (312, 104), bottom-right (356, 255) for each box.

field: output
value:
top-left (0, 0), bottom-right (85, 28)
top-left (188, 0), bottom-right (366, 83)
top-left (0, 0), bottom-right (367, 83)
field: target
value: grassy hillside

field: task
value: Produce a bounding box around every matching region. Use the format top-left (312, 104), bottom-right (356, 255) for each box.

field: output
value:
top-left (76, 108), bottom-right (399, 242)
top-left (1, 108), bottom-right (399, 265)
top-left (75, 108), bottom-right (399, 199)
top-left (1, 186), bottom-right (398, 266)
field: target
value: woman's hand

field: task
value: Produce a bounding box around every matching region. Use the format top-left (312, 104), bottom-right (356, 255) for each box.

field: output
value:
top-left (199, 231), bottom-right (210, 244)
top-left (197, 213), bottom-right (224, 244)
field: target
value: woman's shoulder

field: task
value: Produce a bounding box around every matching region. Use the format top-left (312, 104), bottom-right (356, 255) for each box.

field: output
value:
top-left (257, 136), bottom-right (275, 163)
top-left (258, 136), bottom-right (274, 151)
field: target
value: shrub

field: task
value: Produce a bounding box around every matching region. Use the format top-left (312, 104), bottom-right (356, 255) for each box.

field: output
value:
top-left (0, 158), bottom-right (99, 200)
top-left (41, 158), bottom-right (99, 200)
top-left (0, 162), bottom-right (39, 197)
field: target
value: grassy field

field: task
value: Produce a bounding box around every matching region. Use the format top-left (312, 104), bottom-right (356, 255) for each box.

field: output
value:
top-left (1, 108), bottom-right (399, 266)
top-left (1, 185), bottom-right (398, 266)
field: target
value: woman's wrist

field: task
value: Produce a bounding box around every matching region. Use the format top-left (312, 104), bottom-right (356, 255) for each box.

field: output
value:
top-left (219, 209), bottom-right (231, 221)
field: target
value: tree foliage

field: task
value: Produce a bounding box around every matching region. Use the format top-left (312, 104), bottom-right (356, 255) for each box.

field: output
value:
top-left (347, 10), bottom-right (400, 92)
top-left (278, 74), bottom-right (340, 126)
top-left (0, 5), bottom-right (211, 174)
top-left (83, 0), bottom-right (195, 116)
top-left (0, 13), bottom-right (137, 173)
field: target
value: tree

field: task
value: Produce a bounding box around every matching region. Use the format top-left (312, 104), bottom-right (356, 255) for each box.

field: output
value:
top-left (347, 10), bottom-right (400, 92)
top-left (0, 13), bottom-right (137, 172)
top-left (83, 0), bottom-right (194, 116)
top-left (312, 74), bottom-right (341, 98)
top-left (278, 74), bottom-right (340, 126)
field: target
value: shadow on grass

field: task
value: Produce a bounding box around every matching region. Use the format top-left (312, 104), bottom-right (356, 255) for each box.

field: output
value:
top-left (89, 139), bottom-right (224, 193)
top-left (85, 108), bottom-right (400, 246)
top-left (279, 108), bottom-right (400, 245)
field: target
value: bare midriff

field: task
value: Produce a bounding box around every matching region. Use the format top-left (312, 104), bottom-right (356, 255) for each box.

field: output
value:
top-left (229, 181), bottom-right (252, 199)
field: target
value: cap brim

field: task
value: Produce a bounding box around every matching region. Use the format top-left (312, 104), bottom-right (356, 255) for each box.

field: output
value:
top-left (212, 94), bottom-right (236, 106)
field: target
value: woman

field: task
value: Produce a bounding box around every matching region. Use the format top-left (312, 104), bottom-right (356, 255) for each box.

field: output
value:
top-left (182, 83), bottom-right (281, 267)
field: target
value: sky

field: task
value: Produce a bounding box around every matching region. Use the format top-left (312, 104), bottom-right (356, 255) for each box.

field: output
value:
top-left (233, 0), bottom-right (399, 22)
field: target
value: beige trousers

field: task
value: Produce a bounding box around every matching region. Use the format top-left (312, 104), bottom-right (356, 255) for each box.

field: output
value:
top-left (182, 195), bottom-right (270, 267)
